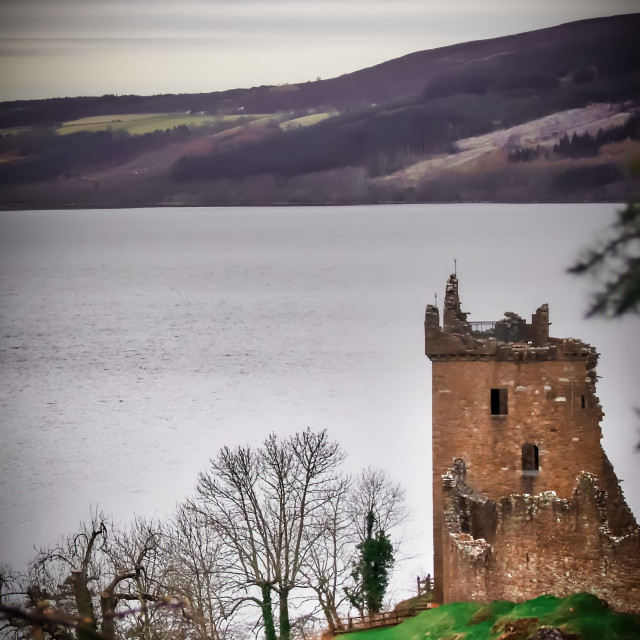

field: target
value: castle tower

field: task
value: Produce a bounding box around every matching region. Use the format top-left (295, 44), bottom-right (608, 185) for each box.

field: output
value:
top-left (425, 274), bottom-right (640, 611)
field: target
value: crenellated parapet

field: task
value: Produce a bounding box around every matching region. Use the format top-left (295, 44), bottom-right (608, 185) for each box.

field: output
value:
top-left (425, 275), bottom-right (597, 365)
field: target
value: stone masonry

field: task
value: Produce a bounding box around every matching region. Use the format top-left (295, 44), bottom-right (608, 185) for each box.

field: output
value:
top-left (425, 274), bottom-right (640, 612)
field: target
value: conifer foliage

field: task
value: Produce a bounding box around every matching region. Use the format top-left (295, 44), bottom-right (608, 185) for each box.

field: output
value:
top-left (569, 202), bottom-right (640, 318)
top-left (345, 510), bottom-right (394, 616)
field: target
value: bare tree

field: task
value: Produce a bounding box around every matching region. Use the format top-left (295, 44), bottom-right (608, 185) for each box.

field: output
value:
top-left (298, 477), bottom-right (351, 634)
top-left (1, 564), bottom-right (29, 640)
top-left (301, 467), bottom-right (406, 628)
top-left (2, 447), bottom-right (406, 640)
top-left (3, 513), bottom-right (186, 640)
top-left (162, 504), bottom-right (237, 640)
top-left (349, 468), bottom-right (407, 543)
top-left (193, 429), bottom-right (345, 640)
top-left (190, 442), bottom-right (277, 640)
top-left (1, 596), bottom-right (191, 640)
top-left (26, 515), bottom-right (110, 640)
top-left (104, 517), bottom-right (166, 640)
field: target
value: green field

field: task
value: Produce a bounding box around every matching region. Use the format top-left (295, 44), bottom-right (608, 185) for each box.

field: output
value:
top-left (56, 113), bottom-right (266, 136)
top-left (0, 126), bottom-right (32, 137)
top-left (342, 594), bottom-right (640, 640)
top-left (279, 112), bottom-right (334, 131)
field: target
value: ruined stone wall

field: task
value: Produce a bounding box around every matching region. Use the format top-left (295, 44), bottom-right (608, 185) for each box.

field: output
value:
top-left (431, 356), bottom-right (607, 602)
top-left (600, 451), bottom-right (638, 535)
top-left (442, 464), bottom-right (640, 612)
top-left (431, 357), bottom-right (604, 502)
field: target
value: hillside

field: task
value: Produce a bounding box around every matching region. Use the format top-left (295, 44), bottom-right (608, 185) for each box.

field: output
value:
top-left (1, 13), bottom-right (638, 127)
top-left (1, 13), bottom-right (639, 208)
top-left (341, 594), bottom-right (640, 640)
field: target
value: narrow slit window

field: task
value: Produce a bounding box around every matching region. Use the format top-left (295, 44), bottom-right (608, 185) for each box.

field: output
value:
top-left (491, 388), bottom-right (508, 415)
top-left (581, 395), bottom-right (586, 409)
top-left (522, 443), bottom-right (539, 476)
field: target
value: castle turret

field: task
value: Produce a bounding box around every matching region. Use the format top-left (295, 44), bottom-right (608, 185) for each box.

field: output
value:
top-left (443, 274), bottom-right (470, 333)
top-left (425, 275), bottom-right (640, 611)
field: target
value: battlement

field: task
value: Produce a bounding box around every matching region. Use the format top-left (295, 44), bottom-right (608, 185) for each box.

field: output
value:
top-left (425, 274), bottom-right (598, 367)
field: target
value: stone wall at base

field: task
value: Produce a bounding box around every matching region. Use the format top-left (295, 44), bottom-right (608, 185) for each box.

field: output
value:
top-left (442, 460), bottom-right (640, 612)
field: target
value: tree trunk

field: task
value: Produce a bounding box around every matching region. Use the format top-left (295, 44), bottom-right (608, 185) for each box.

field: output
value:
top-left (318, 600), bottom-right (336, 634)
top-left (136, 576), bottom-right (152, 640)
top-left (278, 588), bottom-right (291, 640)
top-left (260, 583), bottom-right (277, 640)
top-left (99, 591), bottom-right (118, 640)
top-left (328, 605), bottom-right (341, 633)
top-left (70, 569), bottom-right (97, 640)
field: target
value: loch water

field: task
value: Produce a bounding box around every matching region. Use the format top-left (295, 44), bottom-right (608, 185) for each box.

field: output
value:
top-left (1, 204), bottom-right (638, 596)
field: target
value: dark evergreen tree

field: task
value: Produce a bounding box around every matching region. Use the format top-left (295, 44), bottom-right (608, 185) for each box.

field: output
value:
top-left (569, 202), bottom-right (640, 317)
top-left (345, 510), bottom-right (394, 617)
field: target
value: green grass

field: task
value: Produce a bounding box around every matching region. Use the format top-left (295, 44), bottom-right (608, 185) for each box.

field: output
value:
top-left (0, 126), bottom-right (31, 136)
top-left (56, 113), bottom-right (266, 136)
top-left (279, 112), bottom-right (334, 130)
top-left (341, 594), bottom-right (640, 640)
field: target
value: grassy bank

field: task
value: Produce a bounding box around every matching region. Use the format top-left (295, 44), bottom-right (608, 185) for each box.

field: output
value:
top-left (340, 594), bottom-right (640, 640)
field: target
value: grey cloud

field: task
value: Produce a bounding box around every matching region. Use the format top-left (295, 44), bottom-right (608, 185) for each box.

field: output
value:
top-left (0, 7), bottom-right (534, 42)
top-left (0, 36), bottom-right (272, 57)
top-left (3, 1), bottom-right (639, 41)
top-left (2, 0), bottom-right (639, 102)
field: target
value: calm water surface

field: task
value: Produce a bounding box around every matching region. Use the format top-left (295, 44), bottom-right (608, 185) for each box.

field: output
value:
top-left (1, 204), bottom-right (638, 597)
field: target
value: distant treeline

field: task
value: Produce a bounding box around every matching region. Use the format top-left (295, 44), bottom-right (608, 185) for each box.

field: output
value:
top-left (508, 112), bottom-right (640, 163)
top-left (551, 164), bottom-right (622, 193)
top-left (0, 124), bottom-right (211, 184)
top-left (508, 146), bottom-right (546, 163)
top-left (173, 105), bottom-right (457, 181)
top-left (554, 112), bottom-right (640, 157)
top-left (0, 92), bottom-right (257, 129)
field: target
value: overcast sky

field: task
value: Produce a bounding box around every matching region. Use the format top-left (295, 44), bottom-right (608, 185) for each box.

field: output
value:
top-left (0, 0), bottom-right (638, 102)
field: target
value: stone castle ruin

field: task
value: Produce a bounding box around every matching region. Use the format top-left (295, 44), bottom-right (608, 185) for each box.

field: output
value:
top-left (424, 274), bottom-right (640, 612)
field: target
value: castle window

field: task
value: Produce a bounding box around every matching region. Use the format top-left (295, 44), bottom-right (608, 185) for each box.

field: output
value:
top-left (522, 443), bottom-right (539, 476)
top-left (491, 388), bottom-right (508, 415)
top-left (581, 395), bottom-right (586, 409)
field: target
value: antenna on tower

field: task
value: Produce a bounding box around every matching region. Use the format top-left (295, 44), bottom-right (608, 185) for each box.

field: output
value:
top-left (454, 258), bottom-right (457, 276)
top-left (435, 293), bottom-right (438, 308)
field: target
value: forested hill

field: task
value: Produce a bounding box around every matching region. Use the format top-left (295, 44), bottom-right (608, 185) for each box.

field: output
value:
top-left (1, 13), bottom-right (639, 207)
top-left (1, 13), bottom-right (639, 129)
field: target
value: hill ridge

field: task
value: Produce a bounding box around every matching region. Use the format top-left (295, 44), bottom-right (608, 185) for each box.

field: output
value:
top-left (1, 12), bottom-right (639, 207)
top-left (1, 12), bottom-right (639, 127)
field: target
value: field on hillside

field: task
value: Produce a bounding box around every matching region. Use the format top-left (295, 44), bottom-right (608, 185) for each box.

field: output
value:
top-left (342, 594), bottom-right (640, 640)
top-left (381, 104), bottom-right (636, 187)
top-left (57, 113), bottom-right (265, 135)
top-left (279, 112), bottom-right (335, 130)
top-left (0, 126), bottom-right (31, 137)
